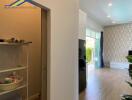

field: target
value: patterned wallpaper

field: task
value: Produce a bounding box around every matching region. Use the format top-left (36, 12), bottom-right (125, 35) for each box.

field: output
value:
top-left (104, 23), bottom-right (132, 66)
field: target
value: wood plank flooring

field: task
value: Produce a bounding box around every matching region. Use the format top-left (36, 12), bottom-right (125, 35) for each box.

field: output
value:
top-left (79, 68), bottom-right (132, 100)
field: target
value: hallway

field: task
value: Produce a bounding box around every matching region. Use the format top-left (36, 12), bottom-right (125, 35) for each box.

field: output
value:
top-left (80, 68), bottom-right (132, 100)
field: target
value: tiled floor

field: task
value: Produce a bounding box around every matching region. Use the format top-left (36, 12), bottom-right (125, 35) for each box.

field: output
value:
top-left (80, 67), bottom-right (132, 100)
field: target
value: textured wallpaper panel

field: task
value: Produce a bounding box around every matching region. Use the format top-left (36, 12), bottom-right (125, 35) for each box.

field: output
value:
top-left (104, 23), bottom-right (132, 66)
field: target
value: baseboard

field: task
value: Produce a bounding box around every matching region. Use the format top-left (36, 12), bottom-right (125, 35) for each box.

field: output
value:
top-left (110, 62), bottom-right (129, 69)
top-left (29, 93), bottom-right (40, 100)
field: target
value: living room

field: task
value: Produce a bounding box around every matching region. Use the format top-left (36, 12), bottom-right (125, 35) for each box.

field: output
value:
top-left (79, 0), bottom-right (132, 100)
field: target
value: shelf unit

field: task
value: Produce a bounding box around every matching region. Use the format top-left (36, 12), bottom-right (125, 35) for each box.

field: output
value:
top-left (0, 42), bottom-right (31, 100)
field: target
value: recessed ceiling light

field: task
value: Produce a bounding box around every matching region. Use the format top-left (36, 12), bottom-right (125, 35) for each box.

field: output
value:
top-left (107, 15), bottom-right (111, 18)
top-left (108, 3), bottom-right (112, 7)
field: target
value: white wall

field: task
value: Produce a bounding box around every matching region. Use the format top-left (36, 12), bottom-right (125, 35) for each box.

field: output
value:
top-left (33, 0), bottom-right (79, 100)
top-left (79, 9), bottom-right (103, 40)
top-left (87, 16), bottom-right (103, 32)
top-left (79, 9), bottom-right (87, 40)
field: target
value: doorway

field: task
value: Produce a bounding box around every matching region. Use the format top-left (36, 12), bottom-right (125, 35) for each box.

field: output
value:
top-left (0, 0), bottom-right (50, 100)
top-left (86, 29), bottom-right (101, 72)
top-left (86, 36), bottom-right (95, 71)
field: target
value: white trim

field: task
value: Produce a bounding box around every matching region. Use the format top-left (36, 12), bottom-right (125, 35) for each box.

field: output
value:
top-left (110, 62), bottom-right (129, 69)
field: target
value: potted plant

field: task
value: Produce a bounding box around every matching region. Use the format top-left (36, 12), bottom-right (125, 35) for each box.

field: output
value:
top-left (121, 56), bottom-right (132, 100)
top-left (126, 56), bottom-right (132, 63)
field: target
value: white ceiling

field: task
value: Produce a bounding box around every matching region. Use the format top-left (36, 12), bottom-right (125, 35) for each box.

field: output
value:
top-left (80, 0), bottom-right (132, 26)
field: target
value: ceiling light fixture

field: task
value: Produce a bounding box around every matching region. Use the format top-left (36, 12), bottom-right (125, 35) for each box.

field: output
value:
top-left (108, 3), bottom-right (112, 7)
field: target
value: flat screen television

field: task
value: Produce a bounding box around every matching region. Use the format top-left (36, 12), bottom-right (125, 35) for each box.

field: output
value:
top-left (129, 50), bottom-right (132, 55)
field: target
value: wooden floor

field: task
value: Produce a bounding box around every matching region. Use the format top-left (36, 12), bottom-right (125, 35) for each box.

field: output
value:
top-left (79, 68), bottom-right (132, 100)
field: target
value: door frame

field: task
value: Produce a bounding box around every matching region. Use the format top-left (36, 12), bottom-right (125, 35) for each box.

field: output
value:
top-left (29, 1), bottom-right (51, 100)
